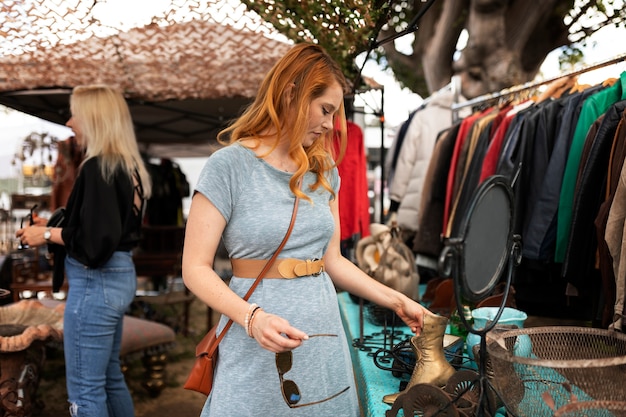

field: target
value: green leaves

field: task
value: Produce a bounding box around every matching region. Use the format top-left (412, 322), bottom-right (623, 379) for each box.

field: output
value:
top-left (241, 0), bottom-right (391, 89)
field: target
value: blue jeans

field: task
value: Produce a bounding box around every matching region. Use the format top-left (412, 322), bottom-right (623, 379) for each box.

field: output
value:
top-left (64, 252), bottom-right (137, 417)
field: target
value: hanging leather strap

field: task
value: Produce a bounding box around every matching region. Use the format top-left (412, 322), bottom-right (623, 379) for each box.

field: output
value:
top-left (211, 185), bottom-right (301, 347)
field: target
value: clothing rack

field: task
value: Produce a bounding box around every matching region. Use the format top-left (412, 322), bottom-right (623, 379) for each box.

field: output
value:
top-left (451, 52), bottom-right (626, 120)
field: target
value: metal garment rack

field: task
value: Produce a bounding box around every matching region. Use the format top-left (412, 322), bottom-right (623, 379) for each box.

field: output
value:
top-left (451, 52), bottom-right (626, 122)
top-left (349, 82), bottom-right (386, 224)
top-left (350, 0), bottom-right (439, 224)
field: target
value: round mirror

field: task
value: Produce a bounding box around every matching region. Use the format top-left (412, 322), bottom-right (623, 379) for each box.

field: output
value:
top-left (457, 175), bottom-right (513, 302)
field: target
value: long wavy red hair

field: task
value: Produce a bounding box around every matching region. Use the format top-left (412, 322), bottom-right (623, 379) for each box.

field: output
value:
top-left (217, 43), bottom-right (349, 200)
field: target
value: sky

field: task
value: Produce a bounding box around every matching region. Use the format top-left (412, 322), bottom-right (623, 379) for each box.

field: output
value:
top-left (1, 7), bottom-right (626, 212)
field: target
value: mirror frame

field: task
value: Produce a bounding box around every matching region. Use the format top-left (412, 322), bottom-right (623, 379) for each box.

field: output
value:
top-left (438, 175), bottom-right (521, 334)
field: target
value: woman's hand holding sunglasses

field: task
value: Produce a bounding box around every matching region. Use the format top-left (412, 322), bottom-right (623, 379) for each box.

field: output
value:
top-left (275, 334), bottom-right (350, 408)
top-left (247, 310), bottom-right (310, 353)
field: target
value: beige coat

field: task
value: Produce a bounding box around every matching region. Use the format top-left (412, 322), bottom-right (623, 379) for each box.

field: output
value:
top-left (605, 157), bottom-right (626, 331)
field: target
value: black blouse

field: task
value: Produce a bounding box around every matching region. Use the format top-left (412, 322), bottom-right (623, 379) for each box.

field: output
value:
top-left (51, 157), bottom-right (144, 291)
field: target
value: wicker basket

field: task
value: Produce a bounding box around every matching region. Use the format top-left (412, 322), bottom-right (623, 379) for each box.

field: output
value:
top-left (486, 326), bottom-right (626, 417)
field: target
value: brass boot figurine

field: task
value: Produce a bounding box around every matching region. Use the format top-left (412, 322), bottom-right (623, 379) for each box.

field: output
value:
top-left (382, 314), bottom-right (456, 404)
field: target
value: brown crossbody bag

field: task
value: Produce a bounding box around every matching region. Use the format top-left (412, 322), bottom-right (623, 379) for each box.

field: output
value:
top-left (183, 190), bottom-right (301, 395)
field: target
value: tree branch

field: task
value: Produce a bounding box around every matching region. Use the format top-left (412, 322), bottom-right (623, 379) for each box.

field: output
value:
top-left (422, 0), bottom-right (468, 91)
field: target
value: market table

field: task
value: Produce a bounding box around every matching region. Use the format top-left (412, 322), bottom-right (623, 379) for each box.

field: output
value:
top-left (337, 291), bottom-right (413, 417)
top-left (338, 291), bottom-right (515, 417)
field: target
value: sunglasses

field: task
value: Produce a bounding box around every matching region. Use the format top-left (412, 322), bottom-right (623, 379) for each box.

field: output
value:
top-left (18, 204), bottom-right (38, 250)
top-left (275, 334), bottom-right (350, 408)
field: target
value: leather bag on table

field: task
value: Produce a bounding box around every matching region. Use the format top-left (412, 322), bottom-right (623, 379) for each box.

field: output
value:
top-left (355, 222), bottom-right (420, 326)
top-left (183, 186), bottom-right (301, 396)
top-left (355, 222), bottom-right (420, 301)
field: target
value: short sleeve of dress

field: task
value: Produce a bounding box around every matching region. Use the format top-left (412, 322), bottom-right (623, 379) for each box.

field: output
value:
top-left (195, 145), bottom-right (250, 223)
top-left (330, 165), bottom-right (340, 197)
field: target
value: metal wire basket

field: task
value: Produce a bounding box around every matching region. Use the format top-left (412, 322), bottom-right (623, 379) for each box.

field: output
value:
top-left (485, 326), bottom-right (626, 417)
top-left (553, 400), bottom-right (626, 416)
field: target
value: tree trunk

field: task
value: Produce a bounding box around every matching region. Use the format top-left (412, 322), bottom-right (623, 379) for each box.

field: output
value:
top-left (454, 0), bottom-right (570, 98)
top-left (382, 0), bottom-right (573, 99)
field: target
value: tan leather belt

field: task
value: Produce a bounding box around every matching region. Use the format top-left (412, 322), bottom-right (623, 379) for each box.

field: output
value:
top-left (231, 258), bottom-right (325, 279)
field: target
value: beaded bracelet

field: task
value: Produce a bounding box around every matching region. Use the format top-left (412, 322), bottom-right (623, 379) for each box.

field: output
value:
top-left (247, 306), bottom-right (263, 338)
top-left (243, 303), bottom-right (258, 336)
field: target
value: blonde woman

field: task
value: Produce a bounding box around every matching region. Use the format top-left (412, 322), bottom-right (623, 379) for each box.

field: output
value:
top-left (17, 85), bottom-right (151, 417)
top-left (182, 43), bottom-right (432, 416)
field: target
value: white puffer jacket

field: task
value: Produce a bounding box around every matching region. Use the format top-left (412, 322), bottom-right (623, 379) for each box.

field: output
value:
top-left (389, 88), bottom-right (468, 232)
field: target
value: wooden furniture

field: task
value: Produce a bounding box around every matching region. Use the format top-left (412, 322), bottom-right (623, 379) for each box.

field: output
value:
top-left (39, 299), bottom-right (177, 398)
top-left (10, 194), bottom-right (52, 212)
top-left (132, 225), bottom-right (200, 336)
top-left (10, 277), bottom-right (68, 302)
top-left (133, 287), bottom-right (195, 336)
top-left (2, 301), bottom-right (177, 404)
top-left (9, 250), bottom-right (67, 302)
top-left (133, 225), bottom-right (185, 289)
top-left (0, 299), bottom-right (63, 417)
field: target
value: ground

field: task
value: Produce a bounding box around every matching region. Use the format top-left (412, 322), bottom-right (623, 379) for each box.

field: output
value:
top-left (34, 297), bottom-right (211, 417)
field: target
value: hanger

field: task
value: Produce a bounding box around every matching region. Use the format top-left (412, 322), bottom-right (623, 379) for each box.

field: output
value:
top-left (452, 53), bottom-right (626, 119)
top-left (551, 76), bottom-right (577, 98)
top-left (536, 76), bottom-right (576, 102)
top-left (569, 80), bottom-right (592, 94)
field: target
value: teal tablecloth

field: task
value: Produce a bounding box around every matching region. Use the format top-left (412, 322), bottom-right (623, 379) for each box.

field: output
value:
top-left (337, 291), bottom-right (512, 417)
top-left (337, 291), bottom-right (411, 417)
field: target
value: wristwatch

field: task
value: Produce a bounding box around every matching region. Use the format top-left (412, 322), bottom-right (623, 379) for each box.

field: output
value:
top-left (43, 227), bottom-right (51, 243)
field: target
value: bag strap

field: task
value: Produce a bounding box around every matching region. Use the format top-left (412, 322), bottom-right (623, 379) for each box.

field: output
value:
top-left (210, 182), bottom-right (302, 349)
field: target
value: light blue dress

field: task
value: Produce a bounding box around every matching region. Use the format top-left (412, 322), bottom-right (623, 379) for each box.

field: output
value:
top-left (195, 143), bottom-right (360, 416)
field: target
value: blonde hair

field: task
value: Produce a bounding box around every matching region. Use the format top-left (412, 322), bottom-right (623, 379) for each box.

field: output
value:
top-left (218, 43), bottom-right (349, 200)
top-left (70, 85), bottom-right (151, 198)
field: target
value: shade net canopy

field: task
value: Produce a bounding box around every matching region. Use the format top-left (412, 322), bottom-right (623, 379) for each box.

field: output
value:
top-left (0, 0), bottom-right (292, 156)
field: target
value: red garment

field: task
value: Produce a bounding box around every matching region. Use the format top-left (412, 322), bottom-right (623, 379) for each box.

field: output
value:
top-left (333, 120), bottom-right (371, 240)
top-left (443, 110), bottom-right (489, 233)
top-left (479, 112), bottom-right (516, 183)
top-left (489, 104), bottom-right (514, 138)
